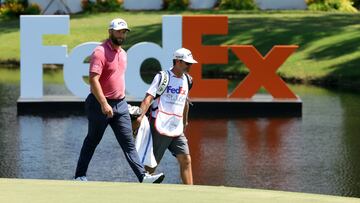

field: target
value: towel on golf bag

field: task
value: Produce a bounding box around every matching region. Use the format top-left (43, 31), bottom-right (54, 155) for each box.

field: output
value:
top-left (135, 116), bottom-right (157, 168)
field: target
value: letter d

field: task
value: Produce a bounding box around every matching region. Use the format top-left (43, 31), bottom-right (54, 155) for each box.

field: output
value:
top-left (126, 15), bottom-right (182, 99)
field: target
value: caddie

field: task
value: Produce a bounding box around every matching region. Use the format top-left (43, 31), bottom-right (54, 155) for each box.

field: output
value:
top-left (134, 47), bottom-right (197, 185)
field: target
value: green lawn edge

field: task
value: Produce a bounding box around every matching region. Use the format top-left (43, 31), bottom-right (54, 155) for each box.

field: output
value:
top-left (0, 178), bottom-right (359, 203)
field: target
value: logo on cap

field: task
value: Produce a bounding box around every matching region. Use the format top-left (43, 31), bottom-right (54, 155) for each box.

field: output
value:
top-left (109, 18), bottom-right (130, 31)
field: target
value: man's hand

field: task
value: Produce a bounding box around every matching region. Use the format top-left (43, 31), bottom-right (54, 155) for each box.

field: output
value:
top-left (89, 73), bottom-right (113, 118)
top-left (133, 116), bottom-right (143, 132)
top-left (101, 102), bottom-right (113, 118)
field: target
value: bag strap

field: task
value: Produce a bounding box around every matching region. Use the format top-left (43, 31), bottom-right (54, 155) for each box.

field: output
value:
top-left (155, 70), bottom-right (170, 99)
top-left (155, 70), bottom-right (193, 99)
top-left (184, 73), bottom-right (193, 91)
top-left (152, 71), bottom-right (193, 112)
top-left (155, 71), bottom-right (193, 99)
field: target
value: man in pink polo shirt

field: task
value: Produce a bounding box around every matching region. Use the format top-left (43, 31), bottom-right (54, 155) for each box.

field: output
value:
top-left (74, 18), bottom-right (164, 183)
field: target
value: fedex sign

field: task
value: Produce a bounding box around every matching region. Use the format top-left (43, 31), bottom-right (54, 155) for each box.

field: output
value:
top-left (20, 15), bottom-right (298, 100)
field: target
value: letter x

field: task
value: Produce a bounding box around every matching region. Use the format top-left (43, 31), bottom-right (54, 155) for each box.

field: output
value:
top-left (229, 45), bottom-right (298, 99)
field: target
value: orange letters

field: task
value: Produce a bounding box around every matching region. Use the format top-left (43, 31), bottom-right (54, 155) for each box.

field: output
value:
top-left (183, 16), bottom-right (228, 98)
top-left (229, 45), bottom-right (298, 99)
top-left (183, 16), bottom-right (298, 99)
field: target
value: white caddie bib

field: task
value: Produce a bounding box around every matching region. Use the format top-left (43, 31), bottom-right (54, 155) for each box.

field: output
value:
top-left (154, 73), bottom-right (189, 137)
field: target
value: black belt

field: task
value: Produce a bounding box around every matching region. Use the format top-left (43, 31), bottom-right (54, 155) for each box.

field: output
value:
top-left (106, 97), bottom-right (125, 102)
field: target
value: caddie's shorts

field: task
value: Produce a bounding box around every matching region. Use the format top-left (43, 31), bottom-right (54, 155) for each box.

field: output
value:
top-left (149, 118), bottom-right (190, 164)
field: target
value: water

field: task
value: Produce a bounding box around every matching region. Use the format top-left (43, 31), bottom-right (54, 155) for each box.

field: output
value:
top-left (0, 82), bottom-right (359, 197)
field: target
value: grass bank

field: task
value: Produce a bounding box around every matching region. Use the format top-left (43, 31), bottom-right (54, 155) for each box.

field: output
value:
top-left (0, 68), bottom-right (64, 84)
top-left (0, 178), bottom-right (359, 203)
top-left (0, 11), bottom-right (359, 90)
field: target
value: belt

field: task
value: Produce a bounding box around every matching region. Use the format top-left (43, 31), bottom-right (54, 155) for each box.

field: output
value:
top-left (106, 97), bottom-right (125, 102)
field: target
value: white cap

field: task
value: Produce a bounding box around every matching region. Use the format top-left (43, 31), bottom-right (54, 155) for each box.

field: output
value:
top-left (109, 18), bottom-right (130, 31)
top-left (173, 48), bottom-right (198, 64)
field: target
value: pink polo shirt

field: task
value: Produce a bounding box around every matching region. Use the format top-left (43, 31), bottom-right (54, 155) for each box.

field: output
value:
top-left (89, 39), bottom-right (127, 99)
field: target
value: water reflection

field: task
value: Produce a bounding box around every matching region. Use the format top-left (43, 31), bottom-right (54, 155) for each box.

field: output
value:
top-left (186, 118), bottom-right (301, 190)
top-left (0, 82), bottom-right (360, 197)
top-left (187, 119), bottom-right (228, 185)
top-left (0, 83), bottom-right (20, 178)
top-left (229, 118), bottom-right (299, 189)
top-left (339, 92), bottom-right (360, 196)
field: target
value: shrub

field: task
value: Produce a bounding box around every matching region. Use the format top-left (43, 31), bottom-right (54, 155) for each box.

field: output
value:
top-left (163, 0), bottom-right (189, 10)
top-left (352, 0), bottom-right (360, 8)
top-left (0, 0), bottom-right (40, 18)
top-left (0, 2), bottom-right (24, 18)
top-left (219, 0), bottom-right (257, 10)
top-left (81, 0), bottom-right (122, 13)
top-left (24, 3), bottom-right (41, 15)
top-left (81, 0), bottom-right (96, 12)
top-left (3, 0), bottom-right (27, 6)
top-left (306, 0), bottom-right (358, 12)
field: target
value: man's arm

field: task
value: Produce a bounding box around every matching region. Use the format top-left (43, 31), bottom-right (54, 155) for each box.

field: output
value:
top-left (89, 73), bottom-right (113, 118)
top-left (183, 99), bottom-right (189, 131)
top-left (133, 93), bottom-right (154, 130)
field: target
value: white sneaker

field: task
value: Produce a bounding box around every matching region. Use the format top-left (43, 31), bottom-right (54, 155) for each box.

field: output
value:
top-left (74, 176), bottom-right (88, 181)
top-left (142, 172), bottom-right (165, 183)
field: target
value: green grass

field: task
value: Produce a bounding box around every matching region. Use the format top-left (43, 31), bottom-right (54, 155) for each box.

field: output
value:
top-left (1, 178), bottom-right (359, 203)
top-left (0, 11), bottom-right (360, 89)
top-left (0, 68), bottom-right (64, 84)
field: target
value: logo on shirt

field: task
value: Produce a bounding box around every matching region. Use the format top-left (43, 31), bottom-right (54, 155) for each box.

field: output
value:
top-left (166, 86), bottom-right (186, 95)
